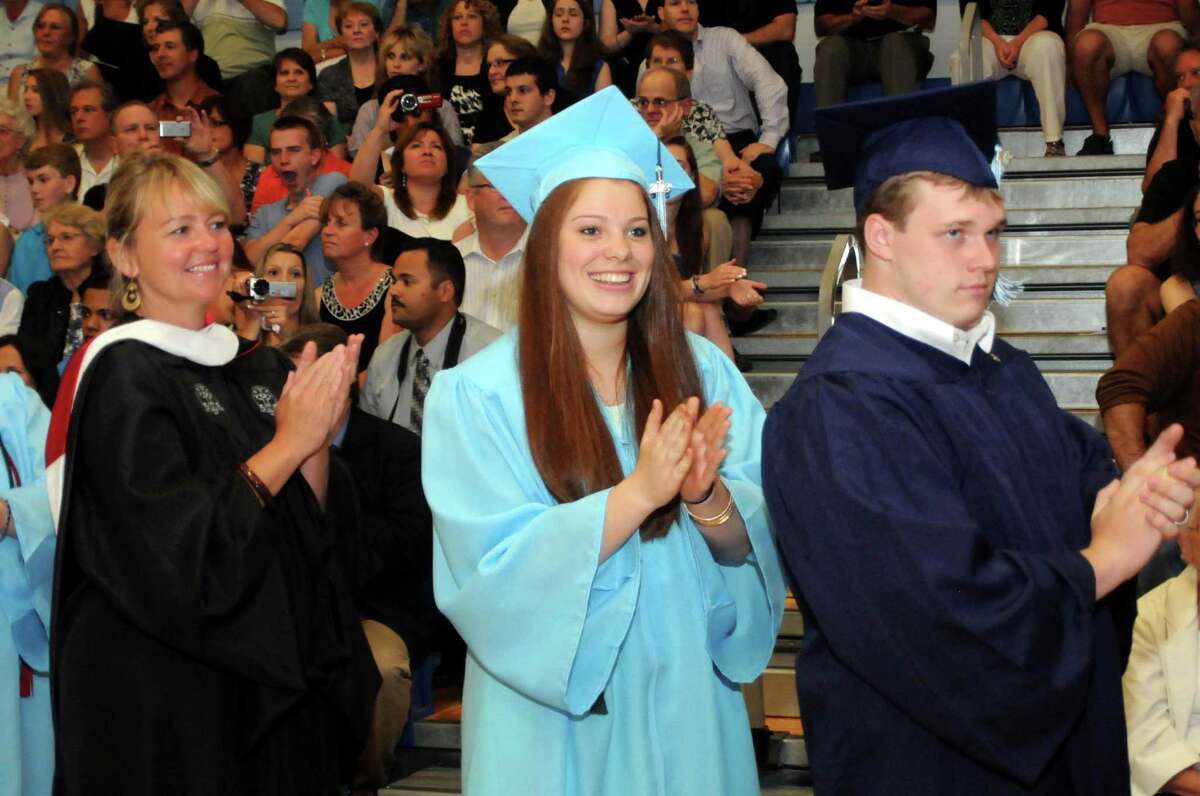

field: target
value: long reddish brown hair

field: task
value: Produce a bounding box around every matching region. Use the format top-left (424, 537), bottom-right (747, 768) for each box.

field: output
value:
top-left (519, 178), bottom-right (703, 540)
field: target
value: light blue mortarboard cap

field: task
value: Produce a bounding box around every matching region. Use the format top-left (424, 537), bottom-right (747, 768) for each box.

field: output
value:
top-left (473, 86), bottom-right (695, 231)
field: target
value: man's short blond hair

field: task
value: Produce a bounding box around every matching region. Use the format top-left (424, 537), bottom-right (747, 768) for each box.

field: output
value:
top-left (855, 171), bottom-right (1003, 244)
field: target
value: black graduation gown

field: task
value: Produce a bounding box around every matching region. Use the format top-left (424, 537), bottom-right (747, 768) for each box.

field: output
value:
top-left (762, 313), bottom-right (1133, 795)
top-left (50, 336), bottom-right (379, 795)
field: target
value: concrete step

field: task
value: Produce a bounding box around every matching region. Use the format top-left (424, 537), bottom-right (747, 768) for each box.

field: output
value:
top-left (755, 264), bottom-right (1120, 291)
top-left (747, 370), bottom-right (1102, 411)
top-left (791, 125), bottom-right (1155, 161)
top-left (778, 175), bottom-right (1143, 214)
top-left (748, 232), bottom-right (1128, 271)
top-left (763, 206), bottom-right (1137, 233)
top-left (760, 297), bottom-right (1106, 337)
top-left (788, 154), bottom-right (1146, 180)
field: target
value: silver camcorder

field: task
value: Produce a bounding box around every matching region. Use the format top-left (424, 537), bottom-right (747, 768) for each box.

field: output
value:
top-left (244, 278), bottom-right (298, 302)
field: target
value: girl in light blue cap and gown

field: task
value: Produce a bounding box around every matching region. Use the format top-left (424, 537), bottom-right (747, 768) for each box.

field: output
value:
top-left (421, 86), bottom-right (786, 795)
top-left (0, 373), bottom-right (55, 796)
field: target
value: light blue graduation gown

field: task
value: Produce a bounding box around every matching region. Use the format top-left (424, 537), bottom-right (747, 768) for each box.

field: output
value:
top-left (423, 332), bottom-right (785, 795)
top-left (0, 375), bottom-right (54, 796)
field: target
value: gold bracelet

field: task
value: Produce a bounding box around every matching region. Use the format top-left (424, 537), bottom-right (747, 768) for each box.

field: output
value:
top-left (685, 484), bottom-right (735, 527)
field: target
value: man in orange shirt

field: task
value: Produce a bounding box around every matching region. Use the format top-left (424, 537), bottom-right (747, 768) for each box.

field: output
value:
top-left (1068, 0), bottom-right (1196, 154)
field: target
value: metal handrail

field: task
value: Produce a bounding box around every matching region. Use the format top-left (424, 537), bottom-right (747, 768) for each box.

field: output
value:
top-left (816, 233), bottom-right (857, 339)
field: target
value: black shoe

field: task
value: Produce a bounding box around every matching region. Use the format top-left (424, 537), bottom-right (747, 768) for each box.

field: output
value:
top-left (809, 150), bottom-right (823, 163)
top-left (1076, 133), bottom-right (1113, 156)
top-left (727, 308), bottom-right (778, 337)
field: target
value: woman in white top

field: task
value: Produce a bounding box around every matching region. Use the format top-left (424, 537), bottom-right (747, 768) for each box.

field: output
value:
top-left (351, 105), bottom-right (471, 240)
top-left (7, 4), bottom-right (101, 103)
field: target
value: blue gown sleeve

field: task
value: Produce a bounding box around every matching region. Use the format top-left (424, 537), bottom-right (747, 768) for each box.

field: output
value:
top-left (684, 335), bottom-right (785, 683)
top-left (0, 375), bottom-right (53, 672)
top-left (763, 372), bottom-right (1099, 785)
top-left (423, 367), bottom-right (641, 717)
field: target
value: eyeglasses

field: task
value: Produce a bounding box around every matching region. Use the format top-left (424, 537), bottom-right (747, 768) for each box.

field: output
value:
top-left (209, 119), bottom-right (229, 127)
top-left (652, 56), bottom-right (683, 66)
top-left (635, 96), bottom-right (678, 109)
top-left (488, 57), bottom-right (515, 69)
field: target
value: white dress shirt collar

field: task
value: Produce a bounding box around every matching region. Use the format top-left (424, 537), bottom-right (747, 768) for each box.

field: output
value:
top-left (841, 279), bottom-right (995, 366)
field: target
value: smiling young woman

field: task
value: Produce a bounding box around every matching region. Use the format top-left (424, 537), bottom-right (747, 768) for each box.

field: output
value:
top-left (420, 88), bottom-right (784, 796)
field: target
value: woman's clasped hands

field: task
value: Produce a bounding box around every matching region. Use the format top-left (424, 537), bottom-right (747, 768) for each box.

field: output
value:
top-left (275, 333), bottom-right (364, 460)
top-left (628, 396), bottom-right (733, 511)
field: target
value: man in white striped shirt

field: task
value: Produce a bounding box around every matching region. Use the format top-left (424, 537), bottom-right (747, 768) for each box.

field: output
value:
top-left (454, 166), bottom-right (528, 331)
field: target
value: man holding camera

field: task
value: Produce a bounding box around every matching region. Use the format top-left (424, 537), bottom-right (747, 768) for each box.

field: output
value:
top-left (148, 21), bottom-right (217, 127)
top-left (812, 0), bottom-right (937, 109)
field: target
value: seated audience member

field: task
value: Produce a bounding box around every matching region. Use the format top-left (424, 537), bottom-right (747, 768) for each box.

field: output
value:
top-left (7, 4), bottom-right (100, 102)
top-left (1068, 0), bottom-right (1193, 155)
top-left (0, 275), bottom-right (23, 334)
top-left (1106, 144), bottom-right (1195, 355)
top-left (199, 94), bottom-right (262, 235)
top-left (658, 0), bottom-right (785, 265)
top-left (10, 141), bottom-right (77, 292)
top-left (247, 242), bottom-right (320, 347)
top-left (135, 0), bottom-right (223, 103)
top-left (244, 49), bottom-right (349, 165)
top-left (600, 0), bottom-right (661, 97)
top-left (812, 0), bottom-right (935, 108)
top-left (1145, 42), bottom-right (1200, 191)
top-left (0, 0), bottom-right (42, 86)
top-left (1161, 183), bottom-right (1200, 312)
top-left (302, 0), bottom-right (396, 64)
top-left (434, 0), bottom-right (503, 144)
top-left (0, 361), bottom-right (55, 796)
top-left (76, 0), bottom-right (142, 103)
top-left (243, 115), bottom-right (348, 285)
top-left (188, 0), bottom-right (287, 90)
top-left (637, 67), bottom-right (722, 207)
top-left (473, 32), bottom-right (535, 145)
top-left (508, 0), bottom-right (546, 43)
top-left (352, 26), bottom-right (466, 154)
top-left (665, 137), bottom-right (765, 363)
top-left (249, 95), bottom-right (355, 214)
top-left (1123, 528), bottom-right (1200, 796)
top-left (538, 0), bottom-right (613, 110)
top-left (249, 97), bottom-right (354, 212)
top-left (78, 275), bottom-right (113, 341)
top-left (23, 67), bottom-right (68, 149)
top-left (502, 55), bottom-right (555, 137)
top-left (279, 321), bottom-right (435, 796)
top-left (316, 181), bottom-right (398, 369)
top-left (84, 101), bottom-right (246, 228)
top-left (351, 119), bottom-right (471, 239)
top-left (68, 80), bottom-right (116, 201)
top-left (455, 165), bottom-right (525, 330)
top-left (0, 97), bottom-right (35, 232)
top-left (694, 0), bottom-right (803, 134)
top-left (17, 202), bottom-right (106, 367)
top-left (147, 21), bottom-right (219, 124)
top-left (980, 0), bottom-right (1067, 157)
top-left (361, 237), bottom-right (500, 433)
top-left (353, 66), bottom-right (465, 159)
top-left (318, 2), bottom-right (384, 128)
top-left (0, 332), bottom-right (59, 407)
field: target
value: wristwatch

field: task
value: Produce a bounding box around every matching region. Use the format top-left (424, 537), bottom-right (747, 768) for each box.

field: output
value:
top-left (691, 275), bottom-right (704, 296)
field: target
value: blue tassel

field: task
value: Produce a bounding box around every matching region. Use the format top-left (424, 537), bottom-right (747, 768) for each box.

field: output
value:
top-left (991, 272), bottom-right (1025, 306)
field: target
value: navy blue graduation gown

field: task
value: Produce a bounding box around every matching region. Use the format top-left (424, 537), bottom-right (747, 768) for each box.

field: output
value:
top-left (762, 313), bottom-right (1134, 794)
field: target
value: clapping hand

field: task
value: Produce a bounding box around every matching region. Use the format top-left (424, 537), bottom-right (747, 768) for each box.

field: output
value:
top-left (275, 335), bottom-right (364, 458)
top-left (680, 401), bottom-right (731, 504)
top-left (629, 398), bottom-right (696, 511)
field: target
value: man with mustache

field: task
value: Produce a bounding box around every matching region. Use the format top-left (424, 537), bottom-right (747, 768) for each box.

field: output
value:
top-left (243, 114), bottom-right (345, 285)
top-left (360, 237), bottom-right (499, 435)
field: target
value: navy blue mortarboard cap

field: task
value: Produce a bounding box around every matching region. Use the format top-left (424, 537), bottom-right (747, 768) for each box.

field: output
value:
top-left (815, 82), bottom-right (1000, 213)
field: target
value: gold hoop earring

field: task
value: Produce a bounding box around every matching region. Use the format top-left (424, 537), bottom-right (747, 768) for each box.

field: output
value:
top-left (121, 280), bottom-right (142, 312)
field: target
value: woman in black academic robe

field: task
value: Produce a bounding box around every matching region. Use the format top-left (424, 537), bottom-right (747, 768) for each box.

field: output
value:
top-left (48, 152), bottom-right (378, 796)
